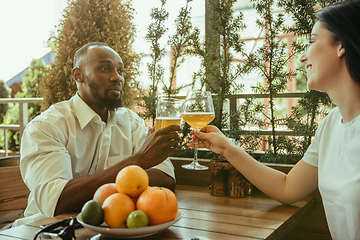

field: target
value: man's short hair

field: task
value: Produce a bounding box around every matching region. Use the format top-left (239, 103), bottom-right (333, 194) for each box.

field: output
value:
top-left (73, 42), bottom-right (109, 68)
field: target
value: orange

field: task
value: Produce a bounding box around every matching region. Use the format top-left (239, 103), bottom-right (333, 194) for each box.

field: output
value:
top-left (115, 165), bottom-right (149, 198)
top-left (136, 186), bottom-right (178, 226)
top-left (102, 193), bottom-right (135, 228)
top-left (93, 183), bottom-right (118, 205)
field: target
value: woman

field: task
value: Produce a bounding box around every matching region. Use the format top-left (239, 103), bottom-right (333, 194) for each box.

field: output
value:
top-left (190, 1), bottom-right (360, 239)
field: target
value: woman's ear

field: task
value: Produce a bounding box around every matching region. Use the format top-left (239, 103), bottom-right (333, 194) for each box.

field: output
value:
top-left (72, 67), bottom-right (83, 83)
top-left (338, 44), bottom-right (345, 58)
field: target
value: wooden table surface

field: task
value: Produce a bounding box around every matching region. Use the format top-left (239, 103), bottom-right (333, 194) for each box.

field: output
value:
top-left (0, 185), bottom-right (314, 240)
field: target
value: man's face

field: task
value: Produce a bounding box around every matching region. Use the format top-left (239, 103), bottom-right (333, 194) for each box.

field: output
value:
top-left (77, 46), bottom-right (125, 111)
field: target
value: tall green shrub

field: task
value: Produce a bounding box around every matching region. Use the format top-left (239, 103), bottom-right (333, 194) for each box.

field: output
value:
top-left (165, 0), bottom-right (198, 97)
top-left (191, 0), bottom-right (247, 133)
top-left (3, 59), bottom-right (46, 151)
top-left (17, 59), bottom-right (45, 117)
top-left (240, 0), bottom-right (300, 157)
top-left (0, 80), bottom-right (10, 150)
top-left (40, 0), bottom-right (140, 110)
top-left (277, 0), bottom-right (338, 161)
top-left (138, 0), bottom-right (198, 126)
top-left (0, 80), bottom-right (9, 124)
top-left (137, 0), bottom-right (168, 125)
top-left (237, 0), bottom-right (338, 163)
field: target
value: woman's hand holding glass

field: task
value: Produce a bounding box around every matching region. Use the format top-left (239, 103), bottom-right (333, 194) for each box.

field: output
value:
top-left (188, 126), bottom-right (234, 158)
top-left (181, 90), bottom-right (215, 170)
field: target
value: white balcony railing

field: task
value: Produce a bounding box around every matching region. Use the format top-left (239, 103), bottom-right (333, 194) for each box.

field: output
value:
top-left (0, 98), bottom-right (43, 156)
top-left (0, 92), bottom-right (306, 157)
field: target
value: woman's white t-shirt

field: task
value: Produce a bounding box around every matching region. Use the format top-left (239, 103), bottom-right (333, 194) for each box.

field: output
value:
top-left (303, 107), bottom-right (360, 240)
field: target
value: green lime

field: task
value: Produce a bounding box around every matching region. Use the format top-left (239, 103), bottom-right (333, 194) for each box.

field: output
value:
top-left (80, 199), bottom-right (104, 226)
top-left (127, 210), bottom-right (149, 228)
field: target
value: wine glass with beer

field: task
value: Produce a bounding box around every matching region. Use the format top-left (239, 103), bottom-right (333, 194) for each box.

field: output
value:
top-left (181, 90), bottom-right (215, 170)
top-left (155, 97), bottom-right (184, 131)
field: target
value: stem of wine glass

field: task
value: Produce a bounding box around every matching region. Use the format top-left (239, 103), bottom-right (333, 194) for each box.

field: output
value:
top-left (194, 138), bottom-right (198, 164)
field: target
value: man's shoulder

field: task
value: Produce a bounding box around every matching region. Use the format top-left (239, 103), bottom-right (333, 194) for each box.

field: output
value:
top-left (113, 107), bottom-right (141, 119)
top-left (114, 107), bottom-right (144, 125)
top-left (30, 99), bottom-right (74, 126)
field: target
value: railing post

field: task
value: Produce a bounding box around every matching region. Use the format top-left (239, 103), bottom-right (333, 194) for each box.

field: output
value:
top-left (18, 102), bottom-right (28, 146)
top-left (229, 95), bottom-right (237, 133)
top-left (4, 129), bottom-right (8, 157)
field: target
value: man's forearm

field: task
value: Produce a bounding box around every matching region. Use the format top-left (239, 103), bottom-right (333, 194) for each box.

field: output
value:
top-left (54, 162), bottom-right (122, 215)
top-left (147, 168), bottom-right (176, 192)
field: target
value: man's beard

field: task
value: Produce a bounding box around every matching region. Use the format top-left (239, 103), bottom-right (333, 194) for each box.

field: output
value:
top-left (87, 77), bottom-right (123, 111)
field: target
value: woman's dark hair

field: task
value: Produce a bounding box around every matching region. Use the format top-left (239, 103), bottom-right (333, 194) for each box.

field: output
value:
top-left (317, 0), bottom-right (360, 85)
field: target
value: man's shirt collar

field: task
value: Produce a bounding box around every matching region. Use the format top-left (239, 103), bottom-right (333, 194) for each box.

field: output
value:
top-left (72, 93), bottom-right (101, 129)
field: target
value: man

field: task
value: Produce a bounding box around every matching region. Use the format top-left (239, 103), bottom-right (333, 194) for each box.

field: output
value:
top-left (13, 42), bottom-right (181, 226)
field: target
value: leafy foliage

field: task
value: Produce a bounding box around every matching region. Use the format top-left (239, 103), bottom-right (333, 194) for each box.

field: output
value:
top-left (277, 0), bottom-right (339, 161)
top-left (191, 0), bottom-right (247, 133)
top-left (138, 0), bottom-right (198, 127)
top-left (3, 59), bottom-right (46, 151)
top-left (285, 91), bottom-right (334, 157)
top-left (0, 80), bottom-right (9, 124)
top-left (40, 0), bottom-right (140, 110)
top-left (235, 0), bottom-right (338, 163)
top-left (17, 59), bottom-right (46, 117)
top-left (278, 0), bottom-right (341, 35)
top-left (243, 0), bottom-right (300, 155)
top-left (0, 80), bottom-right (10, 150)
top-left (137, 0), bottom-right (169, 125)
top-left (166, 0), bottom-right (199, 96)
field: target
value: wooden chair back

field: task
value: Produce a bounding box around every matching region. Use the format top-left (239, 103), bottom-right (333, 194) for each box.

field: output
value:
top-left (0, 165), bottom-right (30, 228)
top-left (0, 155), bottom-right (20, 167)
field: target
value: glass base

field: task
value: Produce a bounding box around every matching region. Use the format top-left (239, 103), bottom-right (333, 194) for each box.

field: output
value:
top-left (181, 161), bottom-right (209, 170)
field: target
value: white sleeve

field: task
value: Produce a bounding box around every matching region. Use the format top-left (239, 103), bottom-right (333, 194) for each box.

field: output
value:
top-left (20, 120), bottom-right (70, 217)
top-left (302, 119), bottom-right (327, 167)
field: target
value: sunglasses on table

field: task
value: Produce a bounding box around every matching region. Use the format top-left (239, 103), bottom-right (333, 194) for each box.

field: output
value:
top-left (33, 217), bottom-right (83, 240)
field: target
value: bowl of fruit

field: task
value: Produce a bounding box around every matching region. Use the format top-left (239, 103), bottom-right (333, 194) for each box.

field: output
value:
top-left (77, 165), bottom-right (183, 238)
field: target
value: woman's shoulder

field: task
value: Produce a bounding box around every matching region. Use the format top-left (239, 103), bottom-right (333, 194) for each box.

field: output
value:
top-left (313, 107), bottom-right (340, 136)
top-left (321, 107), bottom-right (340, 125)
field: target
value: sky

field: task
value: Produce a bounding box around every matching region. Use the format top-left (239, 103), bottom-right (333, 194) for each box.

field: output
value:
top-left (0, 0), bottom-right (205, 83)
top-left (0, 0), bottom-right (67, 81)
top-left (0, 0), bottom-right (271, 95)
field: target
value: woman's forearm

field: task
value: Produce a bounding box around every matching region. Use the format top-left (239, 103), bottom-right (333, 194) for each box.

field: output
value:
top-left (223, 146), bottom-right (317, 204)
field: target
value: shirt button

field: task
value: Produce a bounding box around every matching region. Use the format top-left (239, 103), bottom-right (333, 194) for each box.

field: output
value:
top-left (100, 156), bottom-right (104, 161)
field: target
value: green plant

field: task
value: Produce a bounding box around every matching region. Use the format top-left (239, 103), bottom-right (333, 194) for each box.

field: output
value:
top-left (0, 80), bottom-right (9, 124)
top-left (165, 0), bottom-right (201, 156)
top-left (237, 97), bottom-right (264, 152)
top-left (286, 91), bottom-right (334, 156)
top-left (137, 0), bottom-right (201, 158)
top-left (191, 0), bottom-right (247, 133)
top-left (40, 0), bottom-right (140, 110)
top-left (138, 0), bottom-right (197, 126)
top-left (17, 59), bottom-right (46, 117)
top-left (277, 0), bottom-right (339, 160)
top-left (2, 103), bottom-right (19, 151)
top-left (235, 0), bottom-right (338, 163)
top-left (165, 0), bottom-right (198, 97)
top-left (245, 0), bottom-right (303, 156)
top-left (137, 0), bottom-right (168, 125)
top-left (2, 59), bottom-right (46, 151)
top-left (0, 80), bottom-right (10, 150)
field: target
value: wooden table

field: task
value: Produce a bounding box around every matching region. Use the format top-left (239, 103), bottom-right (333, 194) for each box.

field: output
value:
top-left (0, 185), bottom-right (313, 240)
